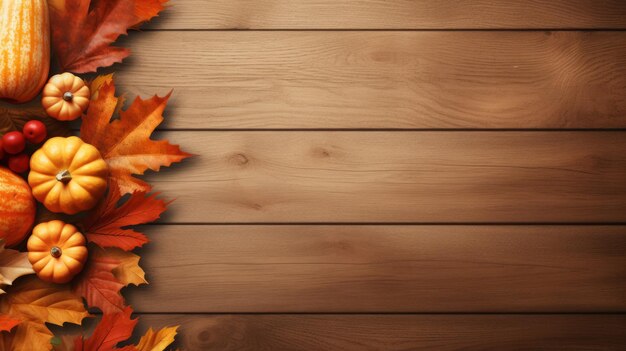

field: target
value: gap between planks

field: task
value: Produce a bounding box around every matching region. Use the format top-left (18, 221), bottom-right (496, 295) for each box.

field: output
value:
top-left (143, 29), bottom-right (626, 32)
top-left (126, 314), bottom-right (626, 350)
top-left (143, 0), bottom-right (626, 30)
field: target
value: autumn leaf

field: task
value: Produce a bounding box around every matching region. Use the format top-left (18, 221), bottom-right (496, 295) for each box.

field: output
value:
top-left (73, 247), bottom-right (146, 314)
top-left (81, 77), bottom-right (191, 195)
top-left (48, 0), bottom-right (169, 73)
top-left (109, 250), bottom-right (147, 287)
top-left (89, 75), bottom-right (126, 115)
top-left (73, 247), bottom-right (125, 315)
top-left (0, 101), bottom-right (72, 138)
top-left (0, 276), bottom-right (89, 351)
top-left (0, 315), bottom-right (19, 333)
top-left (82, 185), bottom-right (167, 251)
top-left (0, 318), bottom-right (51, 351)
top-left (115, 326), bottom-right (178, 351)
top-left (0, 241), bottom-right (35, 294)
top-left (133, 326), bottom-right (178, 351)
top-left (68, 308), bottom-right (177, 351)
top-left (73, 307), bottom-right (137, 351)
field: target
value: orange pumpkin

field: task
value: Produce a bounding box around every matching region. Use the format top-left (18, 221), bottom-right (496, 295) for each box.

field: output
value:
top-left (42, 73), bottom-right (91, 121)
top-left (27, 220), bottom-right (88, 284)
top-left (29, 136), bottom-right (109, 214)
top-left (0, 0), bottom-right (50, 103)
top-left (0, 167), bottom-right (36, 247)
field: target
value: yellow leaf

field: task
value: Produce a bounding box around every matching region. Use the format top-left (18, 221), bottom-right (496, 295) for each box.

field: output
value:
top-left (89, 74), bottom-right (114, 101)
top-left (0, 241), bottom-right (35, 294)
top-left (88, 75), bottom-right (125, 116)
top-left (0, 319), bottom-right (52, 351)
top-left (0, 276), bottom-right (89, 351)
top-left (108, 249), bottom-right (148, 287)
top-left (135, 326), bottom-right (178, 351)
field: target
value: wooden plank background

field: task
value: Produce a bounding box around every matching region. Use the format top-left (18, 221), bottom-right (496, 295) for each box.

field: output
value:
top-left (120, 1), bottom-right (626, 349)
top-left (118, 32), bottom-right (626, 129)
top-left (127, 225), bottom-right (626, 312)
top-left (150, 132), bottom-right (626, 223)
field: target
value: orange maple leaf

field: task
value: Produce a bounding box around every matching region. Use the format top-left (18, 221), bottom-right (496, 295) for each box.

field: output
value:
top-left (82, 185), bottom-right (167, 251)
top-left (48, 0), bottom-right (168, 73)
top-left (81, 77), bottom-right (191, 195)
top-left (0, 277), bottom-right (88, 351)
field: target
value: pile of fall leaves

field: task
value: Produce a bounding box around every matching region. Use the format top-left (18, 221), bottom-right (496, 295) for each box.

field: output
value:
top-left (0, 0), bottom-right (190, 350)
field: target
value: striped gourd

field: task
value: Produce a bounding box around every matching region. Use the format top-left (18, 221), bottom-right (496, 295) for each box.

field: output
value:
top-left (0, 0), bottom-right (50, 104)
top-left (0, 167), bottom-right (36, 247)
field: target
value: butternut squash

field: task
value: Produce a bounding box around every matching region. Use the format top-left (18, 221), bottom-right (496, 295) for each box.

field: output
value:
top-left (0, 0), bottom-right (50, 104)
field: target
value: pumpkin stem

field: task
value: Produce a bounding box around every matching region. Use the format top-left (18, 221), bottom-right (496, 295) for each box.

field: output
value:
top-left (63, 91), bottom-right (74, 102)
top-left (56, 170), bottom-right (72, 184)
top-left (50, 246), bottom-right (62, 258)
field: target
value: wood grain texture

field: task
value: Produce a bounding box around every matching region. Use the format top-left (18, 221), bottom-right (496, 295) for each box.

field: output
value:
top-left (150, 131), bottom-right (626, 223)
top-left (116, 31), bottom-right (626, 129)
top-left (127, 225), bottom-right (626, 312)
top-left (151, 0), bottom-right (626, 29)
top-left (132, 314), bottom-right (626, 350)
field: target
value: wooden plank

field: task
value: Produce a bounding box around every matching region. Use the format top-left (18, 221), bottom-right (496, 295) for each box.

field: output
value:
top-left (131, 314), bottom-right (626, 350)
top-left (150, 131), bottom-right (626, 223)
top-left (127, 225), bottom-right (626, 312)
top-left (151, 1), bottom-right (626, 30)
top-left (116, 31), bottom-right (626, 129)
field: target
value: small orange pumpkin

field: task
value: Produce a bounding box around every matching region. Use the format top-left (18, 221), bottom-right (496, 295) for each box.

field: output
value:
top-left (27, 220), bottom-right (88, 284)
top-left (0, 167), bottom-right (36, 247)
top-left (0, 0), bottom-right (50, 103)
top-left (29, 136), bottom-right (109, 214)
top-left (42, 73), bottom-right (91, 121)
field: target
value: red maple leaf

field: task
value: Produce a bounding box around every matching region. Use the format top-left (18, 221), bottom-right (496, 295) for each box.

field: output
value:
top-left (48, 0), bottom-right (168, 73)
top-left (73, 247), bottom-right (126, 315)
top-left (82, 185), bottom-right (167, 251)
top-left (73, 307), bottom-right (137, 351)
top-left (70, 306), bottom-right (178, 351)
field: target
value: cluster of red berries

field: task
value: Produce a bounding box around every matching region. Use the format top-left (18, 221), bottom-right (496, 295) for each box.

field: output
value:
top-left (0, 120), bottom-right (47, 174)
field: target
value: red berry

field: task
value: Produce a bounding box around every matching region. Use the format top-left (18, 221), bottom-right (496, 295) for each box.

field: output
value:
top-left (8, 153), bottom-right (30, 173)
top-left (0, 139), bottom-right (4, 160)
top-left (23, 120), bottom-right (47, 144)
top-left (2, 131), bottom-right (26, 154)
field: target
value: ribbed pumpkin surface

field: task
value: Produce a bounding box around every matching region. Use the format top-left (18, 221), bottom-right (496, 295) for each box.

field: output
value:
top-left (0, 0), bottom-right (50, 103)
top-left (0, 167), bottom-right (36, 247)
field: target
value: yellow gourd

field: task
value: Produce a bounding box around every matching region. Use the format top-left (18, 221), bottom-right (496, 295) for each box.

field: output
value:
top-left (29, 136), bottom-right (109, 214)
top-left (0, 0), bottom-right (50, 103)
top-left (27, 220), bottom-right (88, 284)
top-left (42, 73), bottom-right (91, 121)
